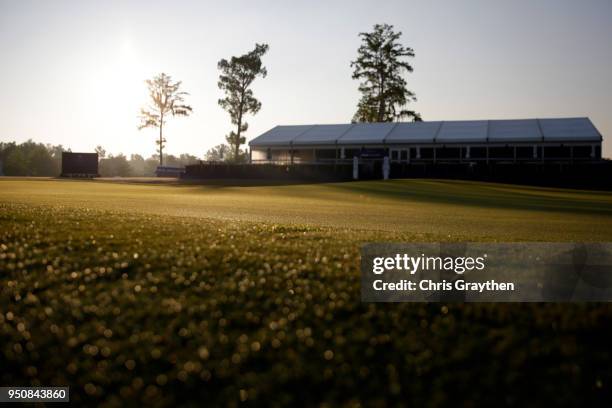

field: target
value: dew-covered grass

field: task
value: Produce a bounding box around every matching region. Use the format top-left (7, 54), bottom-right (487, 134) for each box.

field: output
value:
top-left (1, 178), bottom-right (612, 406)
top-left (2, 177), bottom-right (612, 240)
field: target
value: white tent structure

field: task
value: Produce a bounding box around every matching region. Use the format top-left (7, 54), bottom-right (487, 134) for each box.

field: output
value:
top-left (249, 117), bottom-right (602, 164)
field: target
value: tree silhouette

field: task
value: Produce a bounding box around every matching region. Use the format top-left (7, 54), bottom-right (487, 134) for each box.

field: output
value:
top-left (138, 73), bottom-right (192, 166)
top-left (94, 145), bottom-right (106, 159)
top-left (218, 44), bottom-right (269, 161)
top-left (205, 144), bottom-right (231, 162)
top-left (351, 24), bottom-right (421, 122)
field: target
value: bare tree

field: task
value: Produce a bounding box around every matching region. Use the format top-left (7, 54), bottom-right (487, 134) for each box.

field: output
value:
top-left (138, 73), bottom-right (192, 166)
top-left (94, 145), bottom-right (106, 159)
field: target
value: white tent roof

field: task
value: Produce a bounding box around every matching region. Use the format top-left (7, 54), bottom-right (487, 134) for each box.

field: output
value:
top-left (292, 124), bottom-right (352, 145)
top-left (488, 119), bottom-right (542, 142)
top-left (385, 121), bottom-right (442, 144)
top-left (249, 125), bottom-right (314, 146)
top-left (436, 120), bottom-right (488, 143)
top-left (338, 122), bottom-right (397, 144)
top-left (539, 118), bottom-right (601, 141)
top-left (249, 117), bottom-right (602, 147)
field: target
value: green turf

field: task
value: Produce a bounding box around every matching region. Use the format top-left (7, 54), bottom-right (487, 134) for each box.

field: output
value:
top-left (1, 178), bottom-right (612, 405)
top-left (2, 177), bottom-right (612, 240)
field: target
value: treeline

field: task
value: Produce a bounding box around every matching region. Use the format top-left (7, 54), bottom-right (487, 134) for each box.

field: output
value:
top-left (0, 141), bottom-right (63, 176)
top-left (98, 153), bottom-right (199, 177)
top-left (0, 140), bottom-right (200, 177)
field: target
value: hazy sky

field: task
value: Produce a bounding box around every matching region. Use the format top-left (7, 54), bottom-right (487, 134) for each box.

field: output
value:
top-left (1, 0), bottom-right (611, 158)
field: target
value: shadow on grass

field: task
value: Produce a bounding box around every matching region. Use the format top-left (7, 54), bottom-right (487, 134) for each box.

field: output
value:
top-left (65, 176), bottom-right (612, 217)
top-left (175, 177), bottom-right (612, 216)
top-left (89, 177), bottom-right (348, 188)
top-left (325, 179), bottom-right (612, 217)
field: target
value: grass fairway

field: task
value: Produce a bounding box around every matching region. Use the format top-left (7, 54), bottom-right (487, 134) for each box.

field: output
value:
top-left (1, 178), bottom-right (612, 406)
top-left (2, 177), bottom-right (612, 240)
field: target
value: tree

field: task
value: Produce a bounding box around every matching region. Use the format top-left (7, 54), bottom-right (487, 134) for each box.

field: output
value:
top-left (0, 140), bottom-right (64, 176)
top-left (218, 43), bottom-right (269, 161)
top-left (205, 144), bottom-right (229, 162)
top-left (178, 153), bottom-right (199, 165)
top-left (99, 154), bottom-right (132, 177)
top-left (138, 73), bottom-right (192, 166)
top-left (142, 156), bottom-right (160, 176)
top-left (128, 154), bottom-right (145, 175)
top-left (95, 145), bottom-right (106, 159)
top-left (351, 23), bottom-right (421, 123)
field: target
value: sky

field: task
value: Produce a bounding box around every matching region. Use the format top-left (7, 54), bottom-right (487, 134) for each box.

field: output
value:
top-left (1, 0), bottom-right (611, 158)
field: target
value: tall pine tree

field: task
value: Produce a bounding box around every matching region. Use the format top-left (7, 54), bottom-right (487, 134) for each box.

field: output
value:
top-left (218, 44), bottom-right (269, 161)
top-left (351, 24), bottom-right (421, 123)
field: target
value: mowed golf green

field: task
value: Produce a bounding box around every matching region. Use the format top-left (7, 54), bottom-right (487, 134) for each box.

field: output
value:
top-left (2, 177), bottom-right (612, 240)
top-left (1, 177), bottom-right (612, 406)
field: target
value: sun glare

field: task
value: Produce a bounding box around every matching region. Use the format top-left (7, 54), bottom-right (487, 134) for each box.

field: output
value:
top-left (87, 42), bottom-right (144, 104)
top-left (81, 39), bottom-right (151, 152)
